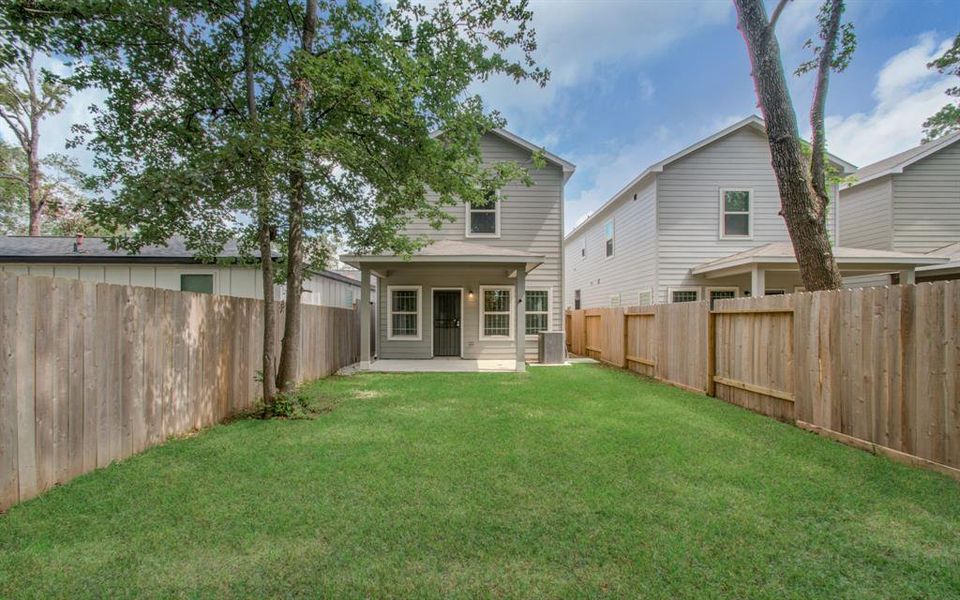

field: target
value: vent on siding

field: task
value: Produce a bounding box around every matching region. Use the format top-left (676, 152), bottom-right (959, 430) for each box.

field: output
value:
top-left (610, 294), bottom-right (621, 307)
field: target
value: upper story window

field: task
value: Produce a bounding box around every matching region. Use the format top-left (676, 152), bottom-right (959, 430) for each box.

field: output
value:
top-left (604, 220), bottom-right (614, 258)
top-left (580, 236), bottom-right (586, 259)
top-left (465, 190), bottom-right (500, 238)
top-left (720, 189), bottom-right (752, 239)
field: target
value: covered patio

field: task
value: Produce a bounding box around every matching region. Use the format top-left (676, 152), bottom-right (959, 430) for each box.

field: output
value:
top-left (690, 242), bottom-right (949, 297)
top-left (342, 240), bottom-right (546, 373)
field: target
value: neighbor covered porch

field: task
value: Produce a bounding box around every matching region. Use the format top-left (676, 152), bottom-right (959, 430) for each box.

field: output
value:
top-left (689, 242), bottom-right (948, 300)
top-left (342, 241), bottom-right (546, 372)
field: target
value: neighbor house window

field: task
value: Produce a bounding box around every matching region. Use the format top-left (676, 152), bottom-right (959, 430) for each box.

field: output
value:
top-left (388, 285), bottom-right (421, 340)
top-left (637, 289), bottom-right (653, 306)
top-left (181, 274), bottom-right (213, 294)
top-left (669, 287), bottom-right (700, 303)
top-left (574, 289), bottom-right (581, 310)
top-left (604, 220), bottom-right (615, 257)
top-left (707, 287), bottom-right (738, 309)
top-left (525, 289), bottom-right (550, 336)
top-left (720, 189), bottom-right (752, 238)
top-left (466, 190), bottom-right (500, 237)
top-left (580, 236), bottom-right (586, 259)
top-left (480, 286), bottom-right (513, 339)
top-left (610, 294), bottom-right (621, 307)
top-left (765, 289), bottom-right (786, 295)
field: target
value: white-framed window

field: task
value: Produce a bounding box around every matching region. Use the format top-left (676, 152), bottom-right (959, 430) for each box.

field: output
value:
top-left (387, 285), bottom-right (422, 340)
top-left (610, 293), bottom-right (621, 307)
top-left (574, 289), bottom-right (581, 310)
top-left (719, 188), bottom-right (753, 239)
top-left (765, 289), bottom-right (786, 295)
top-left (706, 286), bottom-right (739, 309)
top-left (604, 219), bottom-right (615, 258)
top-left (637, 289), bottom-right (653, 306)
top-left (524, 289), bottom-right (550, 337)
top-left (668, 286), bottom-right (700, 303)
top-left (479, 285), bottom-right (514, 340)
top-left (580, 236), bottom-right (586, 259)
top-left (465, 190), bottom-right (500, 238)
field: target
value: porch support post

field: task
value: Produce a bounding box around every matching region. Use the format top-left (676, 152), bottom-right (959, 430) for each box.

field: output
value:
top-left (515, 266), bottom-right (526, 372)
top-left (899, 268), bottom-right (916, 285)
top-left (360, 267), bottom-right (371, 369)
top-left (751, 265), bottom-right (765, 298)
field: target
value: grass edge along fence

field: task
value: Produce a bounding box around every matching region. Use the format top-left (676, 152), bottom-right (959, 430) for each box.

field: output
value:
top-left (565, 280), bottom-right (960, 481)
top-left (0, 272), bottom-right (360, 511)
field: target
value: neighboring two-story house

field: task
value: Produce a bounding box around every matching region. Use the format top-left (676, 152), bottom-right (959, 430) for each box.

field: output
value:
top-left (563, 116), bottom-right (945, 309)
top-left (342, 129), bottom-right (575, 372)
top-left (840, 131), bottom-right (960, 286)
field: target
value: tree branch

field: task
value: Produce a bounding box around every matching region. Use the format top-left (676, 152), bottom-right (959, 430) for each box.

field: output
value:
top-left (809, 0), bottom-right (844, 215)
top-left (767, 0), bottom-right (792, 34)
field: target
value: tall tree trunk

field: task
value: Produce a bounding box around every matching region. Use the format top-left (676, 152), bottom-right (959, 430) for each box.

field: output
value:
top-left (27, 120), bottom-right (41, 236)
top-left (242, 0), bottom-right (278, 407)
top-left (276, 0), bottom-right (318, 392)
top-left (734, 0), bottom-right (843, 290)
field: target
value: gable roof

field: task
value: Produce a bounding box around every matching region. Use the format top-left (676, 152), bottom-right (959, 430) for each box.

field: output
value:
top-left (431, 127), bottom-right (576, 183)
top-left (843, 130), bottom-right (960, 190)
top-left (564, 115), bottom-right (857, 242)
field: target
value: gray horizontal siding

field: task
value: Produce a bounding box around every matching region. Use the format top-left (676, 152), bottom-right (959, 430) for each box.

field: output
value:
top-left (655, 127), bottom-right (836, 302)
top-left (838, 176), bottom-right (893, 249)
top-left (563, 178), bottom-right (656, 308)
top-left (377, 266), bottom-right (551, 361)
top-left (891, 141), bottom-right (960, 253)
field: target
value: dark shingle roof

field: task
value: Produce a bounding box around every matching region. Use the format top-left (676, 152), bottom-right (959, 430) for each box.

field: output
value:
top-left (0, 235), bottom-right (251, 263)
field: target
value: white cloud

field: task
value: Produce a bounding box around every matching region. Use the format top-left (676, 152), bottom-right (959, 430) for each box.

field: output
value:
top-left (476, 0), bottom-right (731, 123)
top-left (825, 33), bottom-right (953, 166)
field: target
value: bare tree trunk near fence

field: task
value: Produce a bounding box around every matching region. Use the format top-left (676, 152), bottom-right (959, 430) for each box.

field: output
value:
top-left (0, 273), bottom-right (360, 511)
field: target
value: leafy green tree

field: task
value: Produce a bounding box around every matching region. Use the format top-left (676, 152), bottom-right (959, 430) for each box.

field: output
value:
top-left (922, 33), bottom-right (960, 143)
top-left (0, 43), bottom-right (71, 235)
top-left (11, 0), bottom-right (545, 402)
top-left (0, 141), bottom-right (27, 233)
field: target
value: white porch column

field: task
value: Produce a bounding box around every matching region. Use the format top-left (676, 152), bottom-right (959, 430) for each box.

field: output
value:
top-left (899, 268), bottom-right (916, 285)
top-left (359, 267), bottom-right (371, 368)
top-left (751, 265), bottom-right (766, 298)
top-left (515, 267), bottom-right (526, 373)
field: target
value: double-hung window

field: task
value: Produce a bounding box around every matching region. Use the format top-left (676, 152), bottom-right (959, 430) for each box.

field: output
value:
top-left (525, 289), bottom-right (550, 337)
top-left (604, 220), bottom-right (615, 257)
top-left (480, 286), bottom-right (513, 339)
top-left (466, 190), bottom-right (500, 237)
top-left (669, 287), bottom-right (700, 303)
top-left (388, 285), bottom-right (421, 340)
top-left (720, 189), bottom-right (752, 238)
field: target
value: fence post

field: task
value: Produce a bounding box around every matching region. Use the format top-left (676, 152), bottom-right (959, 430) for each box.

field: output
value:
top-left (621, 311), bottom-right (628, 368)
top-left (706, 308), bottom-right (716, 397)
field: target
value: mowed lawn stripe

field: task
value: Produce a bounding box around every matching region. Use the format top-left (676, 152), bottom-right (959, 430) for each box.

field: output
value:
top-left (1, 364), bottom-right (958, 598)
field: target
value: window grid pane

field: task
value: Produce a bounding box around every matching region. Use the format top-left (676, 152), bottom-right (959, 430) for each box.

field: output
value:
top-left (525, 313), bottom-right (548, 335)
top-left (724, 190), bottom-right (750, 212)
top-left (484, 314), bottom-right (510, 336)
top-left (724, 214), bottom-right (750, 236)
top-left (672, 290), bottom-right (698, 303)
top-left (392, 313), bottom-right (417, 336)
top-left (484, 289), bottom-right (510, 312)
top-left (525, 291), bottom-right (548, 312)
top-left (392, 290), bottom-right (418, 312)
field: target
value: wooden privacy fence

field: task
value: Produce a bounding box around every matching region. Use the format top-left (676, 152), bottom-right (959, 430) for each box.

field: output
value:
top-left (0, 272), bottom-right (360, 511)
top-left (566, 280), bottom-right (960, 480)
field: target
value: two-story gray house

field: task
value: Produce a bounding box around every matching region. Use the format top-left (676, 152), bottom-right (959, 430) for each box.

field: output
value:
top-left (342, 129), bottom-right (575, 372)
top-left (840, 131), bottom-right (960, 286)
top-left (564, 116), bottom-right (945, 309)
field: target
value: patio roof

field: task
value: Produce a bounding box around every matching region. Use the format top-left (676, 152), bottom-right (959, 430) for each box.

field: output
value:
top-left (919, 242), bottom-right (960, 276)
top-left (691, 242), bottom-right (948, 278)
top-left (340, 240), bottom-right (545, 274)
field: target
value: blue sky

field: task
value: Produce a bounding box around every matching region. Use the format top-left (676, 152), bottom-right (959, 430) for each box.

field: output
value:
top-left (3, 0), bottom-right (958, 234)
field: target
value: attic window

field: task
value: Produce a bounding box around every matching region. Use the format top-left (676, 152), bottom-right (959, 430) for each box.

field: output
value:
top-left (466, 190), bottom-right (500, 238)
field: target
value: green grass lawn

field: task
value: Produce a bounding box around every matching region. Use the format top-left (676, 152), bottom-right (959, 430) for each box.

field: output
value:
top-left (1, 364), bottom-right (959, 598)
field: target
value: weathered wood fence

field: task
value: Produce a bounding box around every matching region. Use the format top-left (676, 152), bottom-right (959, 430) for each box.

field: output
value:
top-left (0, 272), bottom-right (360, 511)
top-left (566, 280), bottom-right (960, 479)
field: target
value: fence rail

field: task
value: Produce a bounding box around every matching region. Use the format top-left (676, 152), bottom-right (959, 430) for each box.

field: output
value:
top-left (0, 272), bottom-right (360, 511)
top-left (565, 280), bottom-right (960, 480)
